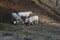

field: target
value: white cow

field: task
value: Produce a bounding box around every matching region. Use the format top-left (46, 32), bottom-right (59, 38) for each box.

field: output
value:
top-left (18, 11), bottom-right (33, 18)
top-left (25, 16), bottom-right (39, 25)
top-left (11, 13), bottom-right (24, 24)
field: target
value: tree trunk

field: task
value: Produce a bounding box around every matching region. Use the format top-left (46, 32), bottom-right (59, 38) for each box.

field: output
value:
top-left (56, 0), bottom-right (59, 6)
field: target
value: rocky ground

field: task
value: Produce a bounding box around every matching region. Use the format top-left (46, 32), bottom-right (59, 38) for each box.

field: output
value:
top-left (0, 23), bottom-right (60, 40)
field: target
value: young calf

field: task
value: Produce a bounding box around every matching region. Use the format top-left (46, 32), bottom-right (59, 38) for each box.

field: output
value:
top-left (25, 16), bottom-right (39, 25)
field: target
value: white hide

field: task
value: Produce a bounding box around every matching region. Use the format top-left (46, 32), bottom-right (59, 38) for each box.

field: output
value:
top-left (11, 13), bottom-right (24, 24)
top-left (11, 13), bottom-right (20, 21)
top-left (18, 11), bottom-right (33, 18)
top-left (25, 16), bottom-right (39, 25)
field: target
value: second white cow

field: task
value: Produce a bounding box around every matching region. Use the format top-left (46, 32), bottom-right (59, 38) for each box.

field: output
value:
top-left (25, 16), bottom-right (39, 25)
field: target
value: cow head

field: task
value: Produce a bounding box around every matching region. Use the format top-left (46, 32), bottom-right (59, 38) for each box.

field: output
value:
top-left (25, 18), bottom-right (29, 23)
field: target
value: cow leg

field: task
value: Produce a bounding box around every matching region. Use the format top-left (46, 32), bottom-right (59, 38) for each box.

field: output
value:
top-left (29, 23), bottom-right (30, 26)
top-left (36, 20), bottom-right (38, 24)
top-left (31, 22), bottom-right (34, 25)
top-left (34, 20), bottom-right (38, 24)
top-left (11, 17), bottom-right (16, 24)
